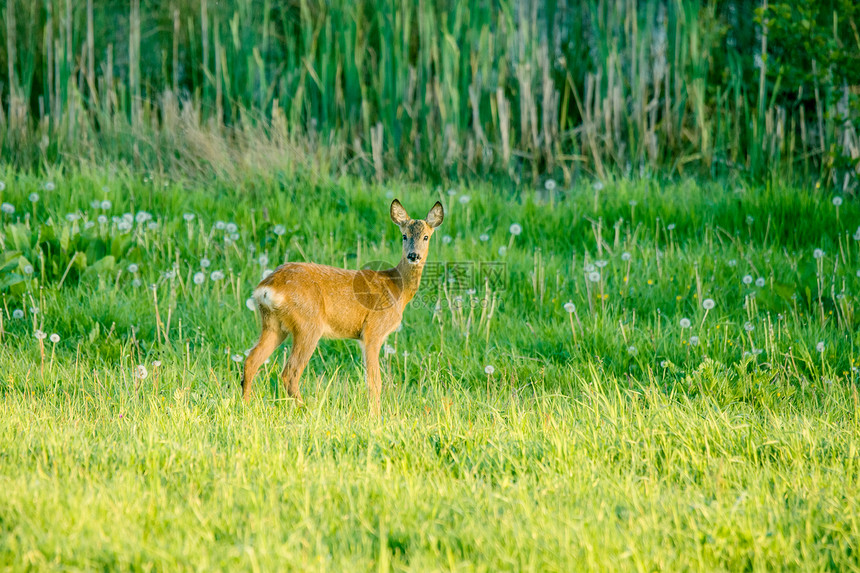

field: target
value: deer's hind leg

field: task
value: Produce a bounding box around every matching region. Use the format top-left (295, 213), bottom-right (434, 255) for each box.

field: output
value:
top-left (243, 325), bottom-right (286, 402)
top-left (281, 330), bottom-right (321, 406)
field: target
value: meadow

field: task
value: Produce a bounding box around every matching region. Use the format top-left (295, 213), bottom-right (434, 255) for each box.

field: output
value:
top-left (1, 168), bottom-right (860, 570)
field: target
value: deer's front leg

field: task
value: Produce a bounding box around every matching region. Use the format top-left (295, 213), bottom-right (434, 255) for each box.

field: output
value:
top-left (361, 338), bottom-right (383, 417)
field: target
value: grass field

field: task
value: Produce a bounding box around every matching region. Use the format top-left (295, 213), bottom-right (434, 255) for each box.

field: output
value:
top-left (1, 169), bottom-right (860, 569)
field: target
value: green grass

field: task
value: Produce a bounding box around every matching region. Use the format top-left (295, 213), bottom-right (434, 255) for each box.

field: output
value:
top-left (2, 169), bottom-right (860, 569)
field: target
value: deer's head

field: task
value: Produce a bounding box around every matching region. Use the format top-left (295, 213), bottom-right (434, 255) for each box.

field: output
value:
top-left (390, 199), bottom-right (444, 265)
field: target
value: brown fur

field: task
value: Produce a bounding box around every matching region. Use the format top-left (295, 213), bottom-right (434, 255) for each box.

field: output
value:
top-left (242, 199), bottom-right (444, 415)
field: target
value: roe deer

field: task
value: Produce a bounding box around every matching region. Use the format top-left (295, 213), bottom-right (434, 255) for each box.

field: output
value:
top-left (242, 199), bottom-right (444, 415)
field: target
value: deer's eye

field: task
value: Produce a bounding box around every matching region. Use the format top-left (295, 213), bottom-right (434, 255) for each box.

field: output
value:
top-left (402, 234), bottom-right (407, 241)
top-left (424, 236), bottom-right (429, 241)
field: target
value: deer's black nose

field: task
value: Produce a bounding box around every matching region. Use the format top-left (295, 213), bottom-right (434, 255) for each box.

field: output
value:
top-left (407, 252), bottom-right (420, 262)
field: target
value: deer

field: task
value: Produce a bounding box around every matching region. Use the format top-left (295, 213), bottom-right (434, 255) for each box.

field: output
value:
top-left (242, 199), bottom-right (444, 416)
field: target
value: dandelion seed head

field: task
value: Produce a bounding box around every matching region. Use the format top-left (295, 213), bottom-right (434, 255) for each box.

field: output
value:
top-left (273, 224), bottom-right (286, 236)
top-left (480, 233), bottom-right (489, 242)
top-left (44, 181), bottom-right (55, 191)
top-left (49, 333), bottom-right (60, 343)
top-left (1, 203), bottom-right (15, 215)
top-left (215, 221), bottom-right (226, 230)
top-left (210, 270), bottom-right (225, 281)
top-left (755, 277), bottom-right (765, 288)
top-left (742, 274), bottom-right (753, 285)
top-left (183, 213), bottom-right (195, 222)
top-left (132, 278), bottom-right (142, 288)
top-left (544, 179), bottom-right (557, 191)
top-left (509, 223), bottom-right (522, 236)
top-left (595, 260), bottom-right (608, 268)
top-left (728, 259), bottom-right (737, 267)
top-left (384, 344), bottom-right (396, 355)
top-left (621, 252), bottom-right (631, 261)
top-left (459, 195), bottom-right (470, 205)
top-left (627, 346), bottom-right (637, 355)
top-left (484, 364), bottom-right (495, 375)
top-left (593, 181), bottom-right (605, 191)
top-left (258, 254), bottom-right (269, 267)
top-left (498, 246), bottom-right (507, 256)
top-left (442, 235), bottom-right (452, 244)
top-left (813, 249), bottom-right (824, 259)
top-left (193, 272), bottom-right (206, 285)
top-left (200, 258), bottom-right (211, 268)
top-left (702, 298), bottom-right (715, 310)
top-left (564, 301), bottom-right (576, 313)
top-left (680, 318), bottom-right (691, 329)
top-left (12, 309), bottom-right (24, 319)
top-left (28, 193), bottom-right (39, 203)
top-left (127, 264), bottom-right (139, 274)
top-left (833, 196), bottom-right (843, 207)
top-left (34, 330), bottom-right (47, 340)
top-left (667, 223), bottom-right (676, 231)
top-left (744, 322), bottom-right (754, 332)
top-left (23, 265), bottom-right (33, 275)
top-left (689, 336), bottom-right (700, 346)
top-left (588, 271), bottom-right (601, 283)
top-left (226, 222), bottom-right (238, 233)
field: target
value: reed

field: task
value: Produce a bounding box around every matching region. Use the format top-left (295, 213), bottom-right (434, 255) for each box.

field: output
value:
top-left (0, 0), bottom-right (857, 184)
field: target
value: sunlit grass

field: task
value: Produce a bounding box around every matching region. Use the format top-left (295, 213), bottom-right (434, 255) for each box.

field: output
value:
top-left (1, 168), bottom-right (860, 569)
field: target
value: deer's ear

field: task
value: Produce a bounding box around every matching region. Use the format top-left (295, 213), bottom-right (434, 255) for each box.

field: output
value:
top-left (426, 201), bottom-right (444, 228)
top-left (390, 199), bottom-right (410, 226)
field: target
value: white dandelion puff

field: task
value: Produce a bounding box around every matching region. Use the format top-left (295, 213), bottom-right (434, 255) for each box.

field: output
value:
top-left (564, 302), bottom-right (576, 313)
top-left (679, 318), bottom-right (691, 329)
top-left (509, 223), bottom-right (522, 236)
top-left (49, 333), bottom-right (60, 343)
top-left (484, 364), bottom-right (495, 375)
top-left (702, 298), bottom-right (715, 310)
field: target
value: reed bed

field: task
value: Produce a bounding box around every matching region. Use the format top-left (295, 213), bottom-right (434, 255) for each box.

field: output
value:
top-left (0, 0), bottom-right (858, 184)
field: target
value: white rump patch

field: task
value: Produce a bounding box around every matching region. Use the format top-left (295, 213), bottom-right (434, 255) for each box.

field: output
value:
top-left (253, 286), bottom-right (285, 309)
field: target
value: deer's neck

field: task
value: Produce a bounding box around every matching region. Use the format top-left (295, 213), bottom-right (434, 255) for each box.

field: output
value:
top-left (394, 259), bottom-right (425, 308)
